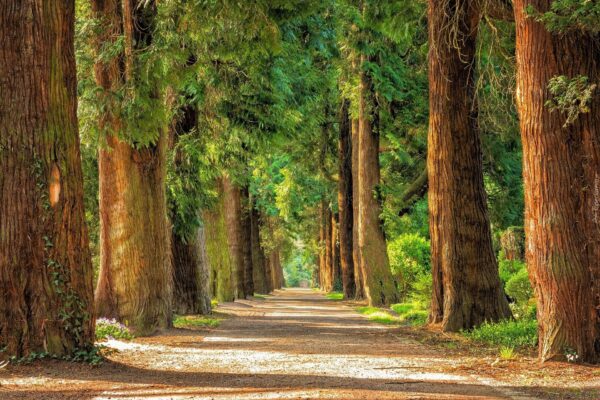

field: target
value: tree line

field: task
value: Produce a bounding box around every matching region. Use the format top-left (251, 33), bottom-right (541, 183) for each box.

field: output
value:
top-left (0, 0), bottom-right (598, 365)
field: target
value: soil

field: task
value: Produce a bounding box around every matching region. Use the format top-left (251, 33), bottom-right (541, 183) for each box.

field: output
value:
top-left (1, 288), bottom-right (599, 399)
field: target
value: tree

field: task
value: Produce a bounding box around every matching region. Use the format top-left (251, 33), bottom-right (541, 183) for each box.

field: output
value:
top-left (338, 100), bottom-right (356, 298)
top-left (427, 0), bottom-right (511, 331)
top-left (92, 0), bottom-right (172, 334)
top-left (0, 0), bottom-right (95, 356)
top-left (357, 52), bottom-right (400, 306)
top-left (513, 0), bottom-right (600, 362)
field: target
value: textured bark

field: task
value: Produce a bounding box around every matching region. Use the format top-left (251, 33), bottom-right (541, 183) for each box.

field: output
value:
top-left (338, 101), bottom-right (356, 298)
top-left (357, 55), bottom-right (399, 307)
top-left (351, 118), bottom-right (364, 299)
top-left (93, 0), bottom-right (172, 335)
top-left (240, 186), bottom-right (254, 297)
top-left (514, 0), bottom-right (600, 362)
top-left (0, 0), bottom-right (94, 357)
top-left (251, 205), bottom-right (271, 294)
top-left (331, 212), bottom-right (341, 291)
top-left (427, 0), bottom-right (511, 331)
top-left (172, 227), bottom-right (211, 315)
top-left (222, 176), bottom-right (246, 298)
top-left (203, 183), bottom-right (235, 302)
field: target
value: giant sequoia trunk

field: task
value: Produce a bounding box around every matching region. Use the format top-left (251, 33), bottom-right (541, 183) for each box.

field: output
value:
top-left (357, 56), bottom-right (399, 306)
top-left (172, 227), bottom-right (211, 315)
top-left (93, 0), bottom-right (172, 335)
top-left (203, 182), bottom-right (235, 302)
top-left (351, 118), bottom-right (364, 299)
top-left (338, 101), bottom-right (356, 298)
top-left (0, 1), bottom-right (95, 357)
top-left (222, 176), bottom-right (246, 298)
top-left (514, 0), bottom-right (600, 362)
top-left (240, 186), bottom-right (254, 297)
top-left (427, 0), bottom-right (511, 331)
top-left (250, 205), bottom-right (271, 294)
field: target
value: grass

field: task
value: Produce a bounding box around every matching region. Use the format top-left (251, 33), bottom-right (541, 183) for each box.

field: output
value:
top-left (326, 292), bottom-right (344, 300)
top-left (462, 318), bottom-right (537, 349)
top-left (173, 315), bottom-right (221, 329)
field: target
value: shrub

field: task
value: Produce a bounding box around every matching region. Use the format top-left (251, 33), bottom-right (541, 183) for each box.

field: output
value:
top-left (505, 267), bottom-right (533, 304)
top-left (388, 233), bottom-right (430, 298)
top-left (95, 318), bottom-right (134, 341)
top-left (463, 319), bottom-right (538, 348)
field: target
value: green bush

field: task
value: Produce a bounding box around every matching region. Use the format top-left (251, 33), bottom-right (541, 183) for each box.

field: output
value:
top-left (463, 319), bottom-right (538, 348)
top-left (505, 267), bottom-right (533, 304)
top-left (388, 233), bottom-right (430, 298)
top-left (95, 318), bottom-right (134, 340)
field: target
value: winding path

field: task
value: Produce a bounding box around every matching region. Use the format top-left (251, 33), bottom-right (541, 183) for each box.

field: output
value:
top-left (0, 288), bottom-right (563, 399)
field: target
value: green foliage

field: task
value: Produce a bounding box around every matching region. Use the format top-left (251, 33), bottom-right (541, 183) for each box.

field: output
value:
top-left (546, 75), bottom-right (597, 127)
top-left (326, 292), bottom-right (344, 300)
top-left (173, 315), bottom-right (221, 329)
top-left (388, 233), bottom-right (430, 298)
top-left (463, 319), bottom-right (538, 349)
top-left (505, 268), bottom-right (533, 305)
top-left (529, 0), bottom-right (600, 34)
top-left (95, 318), bottom-right (134, 341)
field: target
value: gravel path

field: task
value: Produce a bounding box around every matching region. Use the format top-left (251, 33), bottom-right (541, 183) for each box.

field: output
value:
top-left (2, 288), bottom-right (597, 399)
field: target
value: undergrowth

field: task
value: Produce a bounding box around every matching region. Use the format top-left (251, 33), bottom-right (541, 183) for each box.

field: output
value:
top-left (173, 315), bottom-right (221, 329)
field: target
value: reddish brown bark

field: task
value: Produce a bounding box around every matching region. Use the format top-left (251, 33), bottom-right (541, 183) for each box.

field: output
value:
top-left (338, 100), bottom-right (356, 298)
top-left (357, 55), bottom-right (399, 306)
top-left (0, 0), bottom-right (95, 357)
top-left (251, 204), bottom-right (271, 294)
top-left (351, 118), bottom-right (364, 299)
top-left (514, 0), bottom-right (600, 362)
top-left (93, 0), bottom-right (172, 335)
top-left (240, 186), bottom-right (254, 297)
top-left (222, 176), bottom-right (246, 298)
top-left (427, 0), bottom-right (511, 331)
top-left (172, 227), bottom-right (211, 315)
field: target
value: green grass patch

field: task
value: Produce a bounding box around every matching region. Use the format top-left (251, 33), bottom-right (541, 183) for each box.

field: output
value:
top-left (462, 318), bottom-right (537, 349)
top-left (356, 306), bottom-right (400, 324)
top-left (173, 315), bottom-right (221, 329)
top-left (391, 302), bottom-right (428, 325)
top-left (326, 292), bottom-right (344, 300)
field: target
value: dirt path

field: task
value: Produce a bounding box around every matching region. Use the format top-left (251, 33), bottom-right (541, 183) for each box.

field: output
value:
top-left (1, 288), bottom-right (598, 399)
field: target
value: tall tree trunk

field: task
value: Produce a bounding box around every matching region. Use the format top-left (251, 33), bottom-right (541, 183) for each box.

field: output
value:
top-left (338, 100), bottom-right (356, 298)
top-left (251, 204), bottom-right (270, 294)
top-left (93, 0), bottom-right (172, 335)
top-left (332, 212), bottom-right (341, 291)
top-left (0, 0), bottom-right (95, 357)
top-left (514, 0), bottom-right (600, 362)
top-left (427, 0), bottom-right (511, 331)
top-left (222, 176), bottom-right (246, 298)
top-left (203, 182), bottom-right (235, 302)
top-left (351, 118), bottom-right (364, 299)
top-left (172, 226), bottom-right (211, 315)
top-left (357, 55), bottom-right (399, 306)
top-left (324, 206), bottom-right (333, 292)
top-left (240, 186), bottom-right (254, 297)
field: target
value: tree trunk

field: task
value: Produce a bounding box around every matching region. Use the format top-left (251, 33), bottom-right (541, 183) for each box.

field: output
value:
top-left (222, 176), bottom-right (246, 298)
top-left (251, 204), bottom-right (271, 294)
top-left (427, 0), bottom-right (511, 331)
top-left (240, 186), bottom-right (254, 297)
top-left (357, 55), bottom-right (399, 307)
top-left (93, 0), bottom-right (172, 335)
top-left (514, 0), bottom-right (600, 362)
top-left (172, 226), bottom-right (212, 315)
top-left (0, 0), bottom-right (95, 357)
top-left (351, 118), bottom-right (364, 299)
top-left (338, 100), bottom-right (356, 298)
top-left (203, 182), bottom-right (235, 302)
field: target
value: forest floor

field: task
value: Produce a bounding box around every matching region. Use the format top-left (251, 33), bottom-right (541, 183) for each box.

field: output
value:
top-left (1, 288), bottom-right (599, 399)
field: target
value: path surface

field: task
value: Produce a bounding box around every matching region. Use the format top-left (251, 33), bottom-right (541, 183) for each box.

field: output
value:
top-left (1, 288), bottom-right (597, 399)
